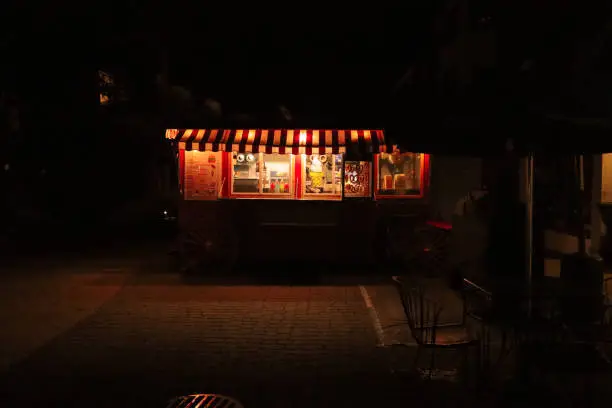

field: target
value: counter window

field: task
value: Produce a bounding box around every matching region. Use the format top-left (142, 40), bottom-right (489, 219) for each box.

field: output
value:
top-left (303, 154), bottom-right (342, 196)
top-left (377, 152), bottom-right (422, 195)
top-left (232, 152), bottom-right (260, 193)
top-left (262, 153), bottom-right (291, 194)
top-left (231, 152), bottom-right (292, 195)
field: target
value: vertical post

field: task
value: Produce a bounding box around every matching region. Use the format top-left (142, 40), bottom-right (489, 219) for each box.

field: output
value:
top-left (579, 155), bottom-right (585, 190)
top-left (526, 153), bottom-right (534, 317)
top-left (591, 154), bottom-right (603, 256)
top-left (576, 155), bottom-right (587, 255)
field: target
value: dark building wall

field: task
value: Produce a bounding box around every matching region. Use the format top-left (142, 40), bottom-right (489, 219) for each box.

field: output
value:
top-left (429, 156), bottom-right (483, 222)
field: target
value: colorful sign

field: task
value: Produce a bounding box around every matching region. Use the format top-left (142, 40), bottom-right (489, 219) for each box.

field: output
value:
top-left (184, 151), bottom-right (220, 200)
top-left (344, 161), bottom-right (370, 197)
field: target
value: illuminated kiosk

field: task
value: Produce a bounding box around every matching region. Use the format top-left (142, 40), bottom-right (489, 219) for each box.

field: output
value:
top-left (165, 129), bottom-right (431, 268)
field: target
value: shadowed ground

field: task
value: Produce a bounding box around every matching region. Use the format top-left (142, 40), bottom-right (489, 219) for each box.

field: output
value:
top-left (0, 251), bottom-right (449, 408)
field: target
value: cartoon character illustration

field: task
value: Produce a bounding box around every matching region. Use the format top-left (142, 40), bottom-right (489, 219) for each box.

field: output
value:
top-left (309, 155), bottom-right (324, 190)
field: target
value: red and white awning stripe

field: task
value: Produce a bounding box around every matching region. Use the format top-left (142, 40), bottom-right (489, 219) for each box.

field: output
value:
top-left (166, 129), bottom-right (393, 154)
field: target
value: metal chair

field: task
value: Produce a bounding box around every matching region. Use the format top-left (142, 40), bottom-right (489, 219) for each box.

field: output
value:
top-left (461, 279), bottom-right (497, 372)
top-left (397, 279), bottom-right (480, 383)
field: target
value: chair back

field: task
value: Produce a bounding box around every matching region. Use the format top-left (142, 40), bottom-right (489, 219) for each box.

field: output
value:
top-left (461, 279), bottom-right (493, 323)
top-left (403, 285), bottom-right (444, 345)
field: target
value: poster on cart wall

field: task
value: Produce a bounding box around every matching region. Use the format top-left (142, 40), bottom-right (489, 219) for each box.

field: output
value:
top-left (184, 151), bottom-right (220, 200)
top-left (344, 161), bottom-right (371, 197)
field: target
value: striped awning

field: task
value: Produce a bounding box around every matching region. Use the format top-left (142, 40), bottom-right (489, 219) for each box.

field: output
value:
top-left (165, 129), bottom-right (393, 154)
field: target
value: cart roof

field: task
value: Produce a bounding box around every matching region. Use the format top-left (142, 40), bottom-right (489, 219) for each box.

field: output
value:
top-left (165, 129), bottom-right (400, 154)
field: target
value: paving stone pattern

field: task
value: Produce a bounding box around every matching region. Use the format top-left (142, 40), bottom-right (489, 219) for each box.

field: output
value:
top-left (0, 276), bottom-right (430, 408)
top-left (0, 271), bottom-right (127, 373)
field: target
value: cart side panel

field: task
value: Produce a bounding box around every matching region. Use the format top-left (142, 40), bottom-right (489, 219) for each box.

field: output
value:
top-left (340, 201), bottom-right (377, 266)
top-left (178, 200), bottom-right (224, 239)
top-left (231, 200), bottom-right (376, 267)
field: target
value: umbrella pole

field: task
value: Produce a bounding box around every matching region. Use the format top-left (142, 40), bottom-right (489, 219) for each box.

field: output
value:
top-left (525, 153), bottom-right (535, 318)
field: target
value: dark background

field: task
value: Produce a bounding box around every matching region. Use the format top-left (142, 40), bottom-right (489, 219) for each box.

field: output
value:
top-left (2, 2), bottom-right (612, 251)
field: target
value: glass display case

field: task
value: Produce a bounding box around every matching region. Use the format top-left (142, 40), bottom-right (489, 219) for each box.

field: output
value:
top-left (262, 153), bottom-right (291, 194)
top-left (231, 152), bottom-right (259, 193)
top-left (377, 152), bottom-right (422, 196)
top-left (231, 152), bottom-right (292, 196)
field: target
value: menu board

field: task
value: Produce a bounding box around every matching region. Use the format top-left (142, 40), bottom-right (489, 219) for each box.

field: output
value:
top-left (184, 151), bottom-right (220, 200)
top-left (344, 161), bottom-right (371, 197)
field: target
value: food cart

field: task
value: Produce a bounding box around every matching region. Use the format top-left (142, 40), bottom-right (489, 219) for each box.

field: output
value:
top-left (165, 128), bottom-right (431, 271)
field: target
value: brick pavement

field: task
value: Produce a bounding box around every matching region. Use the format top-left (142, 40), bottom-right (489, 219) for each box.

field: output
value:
top-left (16, 255), bottom-right (610, 407)
top-left (0, 272), bottom-right (447, 408)
top-left (0, 270), bottom-right (128, 373)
